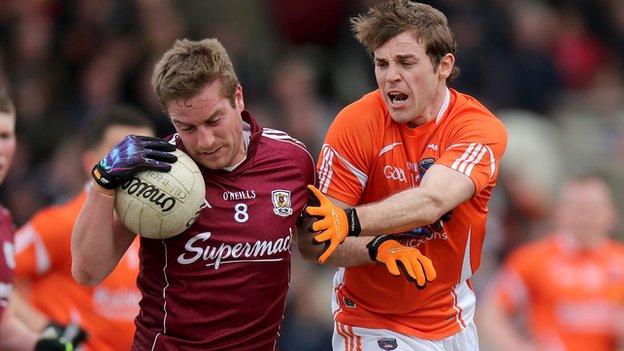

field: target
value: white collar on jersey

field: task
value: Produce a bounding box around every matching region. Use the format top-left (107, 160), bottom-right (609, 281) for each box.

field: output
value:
top-left (222, 121), bottom-right (251, 172)
top-left (435, 88), bottom-right (451, 124)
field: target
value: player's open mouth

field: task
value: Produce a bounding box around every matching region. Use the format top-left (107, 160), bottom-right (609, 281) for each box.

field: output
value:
top-left (388, 92), bottom-right (409, 106)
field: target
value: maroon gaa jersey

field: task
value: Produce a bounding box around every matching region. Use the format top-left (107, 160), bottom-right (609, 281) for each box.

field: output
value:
top-left (0, 205), bottom-right (15, 319)
top-left (132, 112), bottom-right (315, 351)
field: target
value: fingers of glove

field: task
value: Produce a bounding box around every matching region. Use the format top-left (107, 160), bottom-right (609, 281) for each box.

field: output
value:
top-left (395, 260), bottom-right (416, 284)
top-left (310, 217), bottom-right (331, 232)
top-left (141, 139), bottom-right (177, 152)
top-left (398, 255), bottom-right (426, 286)
top-left (317, 238), bottom-right (339, 264)
top-left (307, 185), bottom-right (329, 206)
top-left (313, 228), bottom-right (335, 243)
top-left (381, 257), bottom-right (401, 276)
top-left (305, 205), bottom-right (327, 218)
top-left (417, 254), bottom-right (437, 282)
top-left (145, 150), bottom-right (178, 163)
top-left (142, 159), bottom-right (173, 172)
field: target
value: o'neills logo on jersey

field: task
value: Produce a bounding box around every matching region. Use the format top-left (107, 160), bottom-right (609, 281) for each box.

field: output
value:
top-left (176, 230), bottom-right (292, 269)
top-left (120, 177), bottom-right (177, 212)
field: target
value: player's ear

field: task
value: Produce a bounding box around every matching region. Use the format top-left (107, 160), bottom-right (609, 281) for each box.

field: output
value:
top-left (235, 84), bottom-right (244, 111)
top-left (437, 53), bottom-right (455, 81)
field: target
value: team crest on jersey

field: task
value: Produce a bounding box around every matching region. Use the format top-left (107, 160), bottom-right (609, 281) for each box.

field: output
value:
top-left (417, 157), bottom-right (436, 179)
top-left (377, 337), bottom-right (398, 350)
top-left (272, 190), bottom-right (293, 217)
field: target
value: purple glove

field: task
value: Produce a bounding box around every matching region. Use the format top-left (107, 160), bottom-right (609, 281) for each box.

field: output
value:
top-left (91, 135), bottom-right (177, 189)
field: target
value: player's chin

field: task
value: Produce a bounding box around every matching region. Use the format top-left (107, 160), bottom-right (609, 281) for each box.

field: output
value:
top-left (196, 154), bottom-right (227, 170)
top-left (388, 111), bottom-right (413, 124)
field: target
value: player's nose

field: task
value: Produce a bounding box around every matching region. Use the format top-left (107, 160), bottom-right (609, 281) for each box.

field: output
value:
top-left (196, 126), bottom-right (217, 149)
top-left (386, 62), bottom-right (402, 82)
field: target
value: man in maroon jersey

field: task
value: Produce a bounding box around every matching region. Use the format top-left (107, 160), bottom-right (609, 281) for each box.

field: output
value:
top-left (0, 89), bottom-right (86, 350)
top-left (71, 39), bottom-right (315, 350)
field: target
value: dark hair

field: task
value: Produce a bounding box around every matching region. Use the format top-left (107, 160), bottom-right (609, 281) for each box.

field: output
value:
top-left (351, 0), bottom-right (460, 85)
top-left (0, 88), bottom-right (15, 116)
top-left (83, 105), bottom-right (154, 150)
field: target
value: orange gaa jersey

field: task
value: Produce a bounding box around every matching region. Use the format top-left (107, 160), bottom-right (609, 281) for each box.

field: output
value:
top-left (14, 191), bottom-right (141, 351)
top-left (317, 88), bottom-right (507, 339)
top-left (490, 234), bottom-right (624, 351)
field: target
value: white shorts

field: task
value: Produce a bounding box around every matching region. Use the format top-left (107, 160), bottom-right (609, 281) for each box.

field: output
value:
top-left (332, 321), bottom-right (479, 351)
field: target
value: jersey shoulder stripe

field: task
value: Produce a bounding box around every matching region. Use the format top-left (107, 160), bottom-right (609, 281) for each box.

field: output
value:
top-left (261, 128), bottom-right (310, 155)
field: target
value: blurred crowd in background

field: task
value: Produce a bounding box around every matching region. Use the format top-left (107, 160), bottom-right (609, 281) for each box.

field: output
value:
top-left (0, 0), bottom-right (623, 350)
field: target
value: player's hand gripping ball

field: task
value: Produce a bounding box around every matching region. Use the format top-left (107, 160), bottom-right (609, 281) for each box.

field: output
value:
top-left (114, 148), bottom-right (206, 239)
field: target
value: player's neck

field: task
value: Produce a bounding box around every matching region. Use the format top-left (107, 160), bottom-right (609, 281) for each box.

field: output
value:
top-left (223, 129), bottom-right (250, 172)
top-left (407, 87), bottom-right (450, 128)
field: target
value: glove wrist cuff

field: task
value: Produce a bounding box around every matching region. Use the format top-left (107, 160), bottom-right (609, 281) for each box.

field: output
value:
top-left (91, 163), bottom-right (117, 189)
top-left (366, 235), bottom-right (394, 262)
top-left (345, 208), bottom-right (361, 237)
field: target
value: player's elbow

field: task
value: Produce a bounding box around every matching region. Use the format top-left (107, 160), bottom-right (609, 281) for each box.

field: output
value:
top-left (71, 259), bottom-right (103, 286)
top-left (421, 192), bottom-right (446, 224)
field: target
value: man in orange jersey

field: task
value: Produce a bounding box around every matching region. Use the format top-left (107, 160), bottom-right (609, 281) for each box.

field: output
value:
top-left (479, 175), bottom-right (624, 351)
top-left (11, 106), bottom-right (152, 351)
top-left (297, 1), bottom-right (507, 350)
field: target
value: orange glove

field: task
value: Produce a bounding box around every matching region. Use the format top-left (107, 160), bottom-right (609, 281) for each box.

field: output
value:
top-left (367, 236), bottom-right (436, 287)
top-left (305, 185), bottom-right (361, 263)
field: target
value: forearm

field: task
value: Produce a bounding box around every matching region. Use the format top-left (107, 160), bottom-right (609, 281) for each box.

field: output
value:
top-left (71, 182), bottom-right (133, 285)
top-left (0, 309), bottom-right (38, 351)
top-left (356, 187), bottom-right (441, 236)
top-left (325, 237), bottom-right (373, 266)
top-left (297, 228), bottom-right (372, 267)
top-left (356, 165), bottom-right (475, 236)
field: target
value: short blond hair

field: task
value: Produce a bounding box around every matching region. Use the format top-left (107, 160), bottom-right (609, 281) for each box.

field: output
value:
top-left (352, 0), bottom-right (460, 85)
top-left (151, 38), bottom-right (239, 110)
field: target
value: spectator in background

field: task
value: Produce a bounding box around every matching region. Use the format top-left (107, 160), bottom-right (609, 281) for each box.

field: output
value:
top-left (479, 174), bottom-right (624, 351)
top-left (11, 106), bottom-right (150, 351)
top-left (0, 89), bottom-right (84, 351)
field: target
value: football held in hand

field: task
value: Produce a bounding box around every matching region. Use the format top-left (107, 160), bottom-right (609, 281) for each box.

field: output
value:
top-left (115, 148), bottom-right (206, 239)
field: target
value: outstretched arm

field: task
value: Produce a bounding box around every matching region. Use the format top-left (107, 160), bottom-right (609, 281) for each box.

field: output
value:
top-left (306, 164), bottom-right (474, 261)
top-left (357, 164), bottom-right (474, 235)
top-left (297, 195), bottom-right (436, 287)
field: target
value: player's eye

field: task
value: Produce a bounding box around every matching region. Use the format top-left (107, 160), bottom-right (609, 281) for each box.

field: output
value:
top-left (375, 61), bottom-right (388, 68)
top-left (206, 118), bottom-right (221, 126)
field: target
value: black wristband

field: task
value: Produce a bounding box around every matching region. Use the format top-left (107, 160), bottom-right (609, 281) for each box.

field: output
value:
top-left (366, 235), bottom-right (395, 262)
top-left (91, 163), bottom-right (118, 189)
top-left (345, 208), bottom-right (361, 237)
top-left (34, 339), bottom-right (68, 351)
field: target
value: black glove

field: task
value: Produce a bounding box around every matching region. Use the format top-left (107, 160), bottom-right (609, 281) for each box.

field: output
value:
top-left (34, 339), bottom-right (73, 351)
top-left (35, 322), bottom-right (88, 351)
top-left (91, 135), bottom-right (177, 189)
